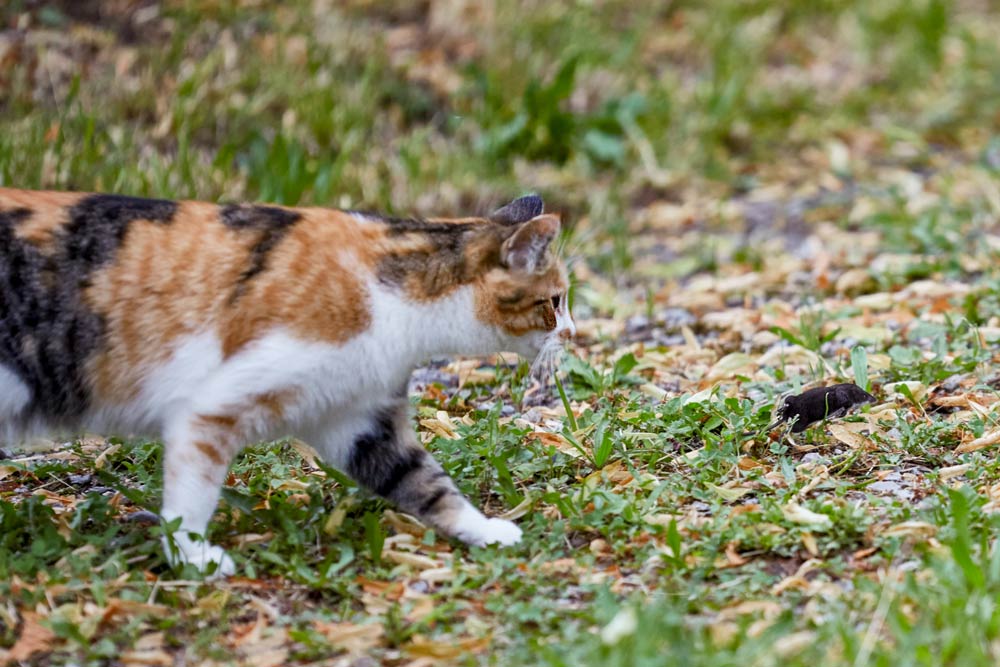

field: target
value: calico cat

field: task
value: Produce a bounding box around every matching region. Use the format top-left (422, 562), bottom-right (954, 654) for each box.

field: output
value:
top-left (0, 189), bottom-right (574, 576)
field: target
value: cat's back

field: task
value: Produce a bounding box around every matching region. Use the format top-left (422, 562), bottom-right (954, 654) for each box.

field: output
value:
top-left (0, 188), bottom-right (376, 440)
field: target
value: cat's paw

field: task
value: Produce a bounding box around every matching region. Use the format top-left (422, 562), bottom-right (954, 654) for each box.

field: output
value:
top-left (478, 518), bottom-right (523, 546)
top-left (162, 534), bottom-right (236, 579)
top-left (184, 544), bottom-right (236, 579)
top-left (452, 506), bottom-right (522, 547)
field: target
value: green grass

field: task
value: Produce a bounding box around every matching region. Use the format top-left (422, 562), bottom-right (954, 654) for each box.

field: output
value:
top-left (5, 0), bottom-right (1000, 664)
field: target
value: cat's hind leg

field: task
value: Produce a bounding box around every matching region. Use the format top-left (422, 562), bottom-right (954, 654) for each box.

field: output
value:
top-left (316, 399), bottom-right (522, 547)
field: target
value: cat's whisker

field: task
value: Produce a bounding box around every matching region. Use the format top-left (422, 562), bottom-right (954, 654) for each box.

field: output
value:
top-left (529, 338), bottom-right (564, 383)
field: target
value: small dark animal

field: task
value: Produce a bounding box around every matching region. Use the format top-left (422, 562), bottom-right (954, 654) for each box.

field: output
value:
top-left (771, 383), bottom-right (876, 433)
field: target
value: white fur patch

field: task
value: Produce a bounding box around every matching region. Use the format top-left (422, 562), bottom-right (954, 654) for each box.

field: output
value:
top-left (451, 503), bottom-right (523, 547)
top-left (555, 298), bottom-right (576, 340)
top-left (161, 528), bottom-right (235, 578)
top-left (0, 364), bottom-right (31, 419)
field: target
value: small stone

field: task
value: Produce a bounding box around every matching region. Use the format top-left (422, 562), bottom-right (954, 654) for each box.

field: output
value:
top-left (625, 315), bottom-right (650, 334)
top-left (941, 374), bottom-right (967, 393)
top-left (660, 308), bottom-right (695, 330)
top-left (68, 473), bottom-right (92, 487)
top-left (125, 510), bottom-right (161, 524)
top-left (522, 408), bottom-right (543, 424)
top-left (868, 480), bottom-right (913, 501)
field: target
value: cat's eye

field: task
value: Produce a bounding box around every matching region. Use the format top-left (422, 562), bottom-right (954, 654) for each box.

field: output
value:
top-left (551, 295), bottom-right (561, 309)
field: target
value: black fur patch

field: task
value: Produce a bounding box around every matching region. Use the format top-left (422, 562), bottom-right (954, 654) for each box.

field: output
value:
top-left (0, 208), bottom-right (32, 227)
top-left (0, 194), bottom-right (177, 422)
top-left (417, 486), bottom-right (450, 515)
top-left (220, 205), bottom-right (302, 300)
top-left (65, 194), bottom-right (177, 270)
top-left (376, 224), bottom-right (484, 297)
top-left (348, 210), bottom-right (476, 237)
top-left (490, 194), bottom-right (543, 224)
top-left (373, 449), bottom-right (426, 497)
top-left (349, 408), bottom-right (426, 498)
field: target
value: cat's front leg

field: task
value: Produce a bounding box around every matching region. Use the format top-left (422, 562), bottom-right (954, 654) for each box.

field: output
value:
top-left (159, 416), bottom-right (240, 577)
top-left (316, 400), bottom-right (522, 547)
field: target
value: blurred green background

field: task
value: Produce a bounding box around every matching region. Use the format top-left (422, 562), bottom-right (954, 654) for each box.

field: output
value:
top-left (3, 0), bottom-right (994, 216)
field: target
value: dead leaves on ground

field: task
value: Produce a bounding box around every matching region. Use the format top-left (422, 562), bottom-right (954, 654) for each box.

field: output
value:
top-left (2, 612), bottom-right (55, 664)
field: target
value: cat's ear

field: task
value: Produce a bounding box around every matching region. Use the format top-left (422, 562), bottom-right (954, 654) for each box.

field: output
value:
top-left (500, 214), bottom-right (560, 273)
top-left (489, 194), bottom-right (544, 224)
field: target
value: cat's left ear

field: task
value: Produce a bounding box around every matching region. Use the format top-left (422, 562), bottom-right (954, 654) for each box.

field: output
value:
top-left (500, 214), bottom-right (560, 273)
top-left (490, 194), bottom-right (544, 224)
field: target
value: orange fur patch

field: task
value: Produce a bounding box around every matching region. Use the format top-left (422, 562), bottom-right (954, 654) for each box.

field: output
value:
top-left (0, 189), bottom-right (88, 257)
top-left (219, 207), bottom-right (376, 357)
top-left (198, 414), bottom-right (239, 430)
top-left (254, 391), bottom-right (291, 419)
top-left (85, 201), bottom-right (249, 399)
top-left (194, 440), bottom-right (225, 465)
top-left (474, 262), bottom-right (568, 336)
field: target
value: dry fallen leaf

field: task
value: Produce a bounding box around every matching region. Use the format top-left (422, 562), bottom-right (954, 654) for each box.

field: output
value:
top-left (312, 621), bottom-right (385, 654)
top-left (883, 381), bottom-right (928, 404)
top-left (120, 636), bottom-right (174, 667)
top-left (718, 600), bottom-right (782, 620)
top-left (289, 439), bottom-right (321, 468)
top-left (707, 483), bottom-right (753, 502)
top-left (93, 443), bottom-right (121, 470)
top-left (239, 630), bottom-right (289, 667)
top-left (404, 635), bottom-right (491, 659)
top-left (956, 429), bottom-right (1000, 454)
top-left (6, 612), bottom-right (56, 662)
top-left (801, 531), bottom-right (819, 556)
top-left (100, 599), bottom-right (170, 625)
top-left (938, 463), bottom-right (971, 480)
top-left (781, 503), bottom-right (832, 530)
top-left (383, 550), bottom-right (441, 570)
top-left (774, 631), bottom-right (816, 657)
top-left (724, 542), bottom-right (748, 566)
top-left (827, 423), bottom-right (869, 449)
top-left (881, 521), bottom-right (938, 540)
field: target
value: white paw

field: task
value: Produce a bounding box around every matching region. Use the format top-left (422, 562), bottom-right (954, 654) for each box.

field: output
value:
top-left (478, 518), bottom-right (523, 546)
top-left (184, 544), bottom-right (236, 579)
top-left (162, 534), bottom-right (236, 579)
top-left (452, 506), bottom-right (522, 547)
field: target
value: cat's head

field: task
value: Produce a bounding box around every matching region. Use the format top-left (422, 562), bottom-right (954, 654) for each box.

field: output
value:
top-left (472, 195), bottom-right (575, 371)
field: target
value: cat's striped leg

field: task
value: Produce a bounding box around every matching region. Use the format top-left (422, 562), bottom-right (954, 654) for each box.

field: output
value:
top-left (159, 415), bottom-right (240, 577)
top-left (326, 400), bottom-right (522, 547)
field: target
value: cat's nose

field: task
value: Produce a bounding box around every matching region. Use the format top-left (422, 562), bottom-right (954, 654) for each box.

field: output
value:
top-left (559, 324), bottom-right (575, 342)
